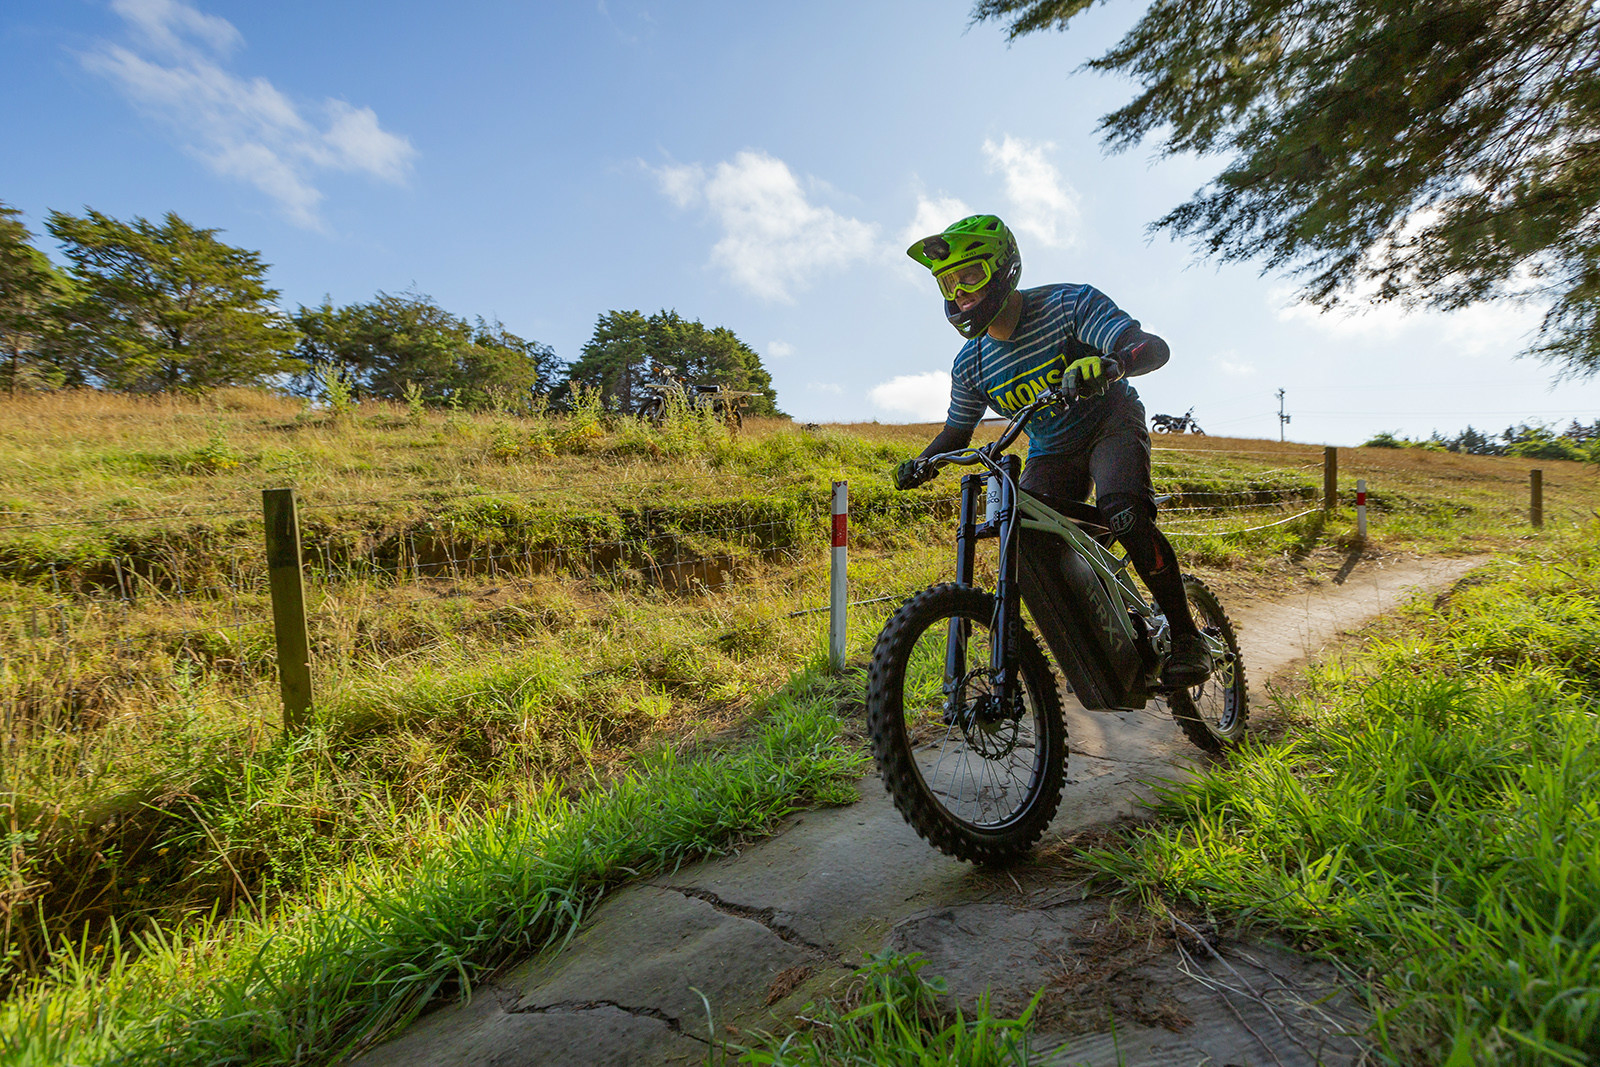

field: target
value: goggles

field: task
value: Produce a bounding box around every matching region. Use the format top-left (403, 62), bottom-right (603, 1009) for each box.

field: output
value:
top-left (935, 259), bottom-right (993, 299)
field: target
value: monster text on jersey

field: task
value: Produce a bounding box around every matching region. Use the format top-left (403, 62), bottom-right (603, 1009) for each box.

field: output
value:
top-left (946, 283), bottom-right (1138, 459)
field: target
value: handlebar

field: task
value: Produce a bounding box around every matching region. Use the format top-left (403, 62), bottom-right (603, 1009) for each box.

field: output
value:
top-left (909, 356), bottom-right (1122, 482)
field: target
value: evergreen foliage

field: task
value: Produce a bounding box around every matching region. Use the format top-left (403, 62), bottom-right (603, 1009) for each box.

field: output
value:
top-left (289, 292), bottom-right (564, 409)
top-left (4, 202), bottom-right (777, 412)
top-left (973, 0), bottom-right (1600, 373)
top-left (44, 209), bottom-right (301, 392)
top-left (567, 309), bottom-right (782, 415)
top-left (1364, 419), bottom-right (1600, 460)
top-left (0, 201), bottom-right (73, 395)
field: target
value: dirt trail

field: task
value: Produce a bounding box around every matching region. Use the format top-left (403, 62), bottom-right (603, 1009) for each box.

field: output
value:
top-left (350, 554), bottom-right (1481, 1067)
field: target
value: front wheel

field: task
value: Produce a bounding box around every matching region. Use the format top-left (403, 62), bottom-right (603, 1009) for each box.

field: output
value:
top-left (867, 584), bottom-right (1067, 864)
top-left (1168, 575), bottom-right (1249, 751)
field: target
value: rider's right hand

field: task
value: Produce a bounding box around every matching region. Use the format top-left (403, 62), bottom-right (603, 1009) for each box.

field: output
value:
top-left (894, 457), bottom-right (935, 490)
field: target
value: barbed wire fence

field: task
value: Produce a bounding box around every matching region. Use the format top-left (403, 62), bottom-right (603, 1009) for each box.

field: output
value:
top-left (0, 446), bottom-right (1587, 742)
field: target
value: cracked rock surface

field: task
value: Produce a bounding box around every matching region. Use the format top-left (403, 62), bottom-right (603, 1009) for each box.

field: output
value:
top-left (348, 554), bottom-right (1479, 1067)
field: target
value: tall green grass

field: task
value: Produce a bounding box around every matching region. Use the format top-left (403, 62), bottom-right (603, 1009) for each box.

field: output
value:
top-left (1084, 531), bottom-right (1600, 1065)
top-left (0, 669), bottom-right (864, 1066)
top-left (732, 952), bottom-right (1039, 1066)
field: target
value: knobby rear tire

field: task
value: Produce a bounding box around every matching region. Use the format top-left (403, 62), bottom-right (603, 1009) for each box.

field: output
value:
top-left (866, 584), bottom-right (1066, 865)
top-left (1168, 574), bottom-right (1249, 752)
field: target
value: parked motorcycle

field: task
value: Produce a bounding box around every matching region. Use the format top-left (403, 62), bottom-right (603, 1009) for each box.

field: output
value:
top-left (1151, 407), bottom-right (1205, 435)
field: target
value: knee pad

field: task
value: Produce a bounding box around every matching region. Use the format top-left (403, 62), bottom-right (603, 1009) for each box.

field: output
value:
top-left (1097, 493), bottom-right (1172, 576)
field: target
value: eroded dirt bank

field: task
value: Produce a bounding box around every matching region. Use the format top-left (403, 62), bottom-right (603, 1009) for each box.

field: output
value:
top-left (349, 553), bottom-right (1481, 1067)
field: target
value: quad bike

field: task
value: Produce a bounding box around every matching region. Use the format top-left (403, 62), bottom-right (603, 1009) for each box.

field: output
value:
top-left (637, 381), bottom-right (752, 429)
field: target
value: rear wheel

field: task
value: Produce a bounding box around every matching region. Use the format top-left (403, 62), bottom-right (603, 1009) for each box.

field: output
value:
top-left (1168, 575), bottom-right (1248, 751)
top-left (867, 584), bottom-right (1066, 864)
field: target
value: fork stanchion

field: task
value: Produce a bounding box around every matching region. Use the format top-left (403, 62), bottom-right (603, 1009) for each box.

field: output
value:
top-left (830, 481), bottom-right (848, 672)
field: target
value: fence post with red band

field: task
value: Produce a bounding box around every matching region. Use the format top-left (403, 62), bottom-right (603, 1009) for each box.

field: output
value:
top-left (829, 481), bottom-right (848, 672)
top-left (1356, 478), bottom-right (1367, 540)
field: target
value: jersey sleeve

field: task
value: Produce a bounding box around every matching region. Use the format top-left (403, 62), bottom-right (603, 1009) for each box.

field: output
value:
top-left (1070, 285), bottom-right (1138, 353)
top-left (945, 348), bottom-right (989, 429)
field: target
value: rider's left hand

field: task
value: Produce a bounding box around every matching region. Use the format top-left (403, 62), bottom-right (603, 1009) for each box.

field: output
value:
top-left (1063, 355), bottom-right (1121, 398)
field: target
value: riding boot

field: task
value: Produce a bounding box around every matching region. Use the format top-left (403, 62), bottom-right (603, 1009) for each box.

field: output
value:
top-left (1124, 529), bottom-right (1211, 687)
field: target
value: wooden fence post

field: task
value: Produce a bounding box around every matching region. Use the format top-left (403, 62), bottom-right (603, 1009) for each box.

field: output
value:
top-left (1323, 446), bottom-right (1338, 511)
top-left (1531, 469), bottom-right (1543, 528)
top-left (263, 488), bottom-right (313, 731)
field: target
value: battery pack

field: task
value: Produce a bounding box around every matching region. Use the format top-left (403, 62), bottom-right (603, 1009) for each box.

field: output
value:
top-left (1017, 528), bottom-right (1146, 711)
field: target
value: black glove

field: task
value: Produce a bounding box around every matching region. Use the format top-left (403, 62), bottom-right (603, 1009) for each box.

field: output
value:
top-left (894, 457), bottom-right (935, 490)
top-left (1063, 355), bottom-right (1123, 399)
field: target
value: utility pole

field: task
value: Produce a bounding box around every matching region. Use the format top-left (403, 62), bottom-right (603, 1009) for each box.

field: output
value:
top-left (1276, 388), bottom-right (1291, 442)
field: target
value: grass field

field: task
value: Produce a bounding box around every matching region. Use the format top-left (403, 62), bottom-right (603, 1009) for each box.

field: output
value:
top-left (2, 388), bottom-right (1597, 1065)
top-left (1044, 528), bottom-right (1600, 1066)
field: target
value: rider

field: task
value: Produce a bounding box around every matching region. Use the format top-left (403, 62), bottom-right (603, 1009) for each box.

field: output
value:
top-left (894, 213), bottom-right (1210, 686)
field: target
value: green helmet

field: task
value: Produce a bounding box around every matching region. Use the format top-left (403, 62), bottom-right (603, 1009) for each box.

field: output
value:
top-left (906, 214), bottom-right (1022, 339)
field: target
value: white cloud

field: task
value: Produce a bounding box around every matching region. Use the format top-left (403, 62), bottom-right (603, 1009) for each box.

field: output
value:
top-left (983, 136), bottom-right (1079, 249)
top-left (870, 371), bottom-right (951, 421)
top-left (112, 0), bottom-right (240, 57)
top-left (1215, 352), bottom-right (1257, 378)
top-left (653, 162), bottom-right (705, 209)
top-left (807, 382), bottom-right (845, 395)
top-left (84, 0), bottom-right (415, 228)
top-left (1272, 285), bottom-right (1543, 359)
top-left (766, 340), bottom-right (794, 359)
top-left (649, 150), bottom-right (877, 303)
top-left (901, 194), bottom-right (972, 249)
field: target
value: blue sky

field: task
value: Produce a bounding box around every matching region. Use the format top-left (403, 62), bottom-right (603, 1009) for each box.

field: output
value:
top-left (6, 0), bottom-right (1600, 447)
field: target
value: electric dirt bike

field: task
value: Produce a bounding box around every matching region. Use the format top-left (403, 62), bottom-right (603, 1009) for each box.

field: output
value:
top-left (866, 373), bottom-right (1248, 865)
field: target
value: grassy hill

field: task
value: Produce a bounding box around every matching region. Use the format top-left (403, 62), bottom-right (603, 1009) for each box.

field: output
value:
top-left (1, 388), bottom-right (1595, 1064)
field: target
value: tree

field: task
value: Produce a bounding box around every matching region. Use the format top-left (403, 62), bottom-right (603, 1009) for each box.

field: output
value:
top-left (45, 209), bottom-right (301, 392)
top-left (1449, 424), bottom-right (1503, 455)
top-left (973, 0), bottom-right (1600, 372)
top-left (291, 292), bottom-right (562, 407)
top-left (469, 316), bottom-right (565, 403)
top-left (566, 310), bottom-right (651, 412)
top-left (567, 309), bottom-right (782, 415)
top-left (0, 202), bottom-right (73, 395)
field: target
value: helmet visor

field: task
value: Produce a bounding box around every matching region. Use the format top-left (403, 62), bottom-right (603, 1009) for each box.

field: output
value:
top-left (935, 259), bottom-right (993, 299)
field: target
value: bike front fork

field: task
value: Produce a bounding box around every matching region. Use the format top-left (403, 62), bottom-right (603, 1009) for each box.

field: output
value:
top-left (944, 457), bottom-right (1025, 724)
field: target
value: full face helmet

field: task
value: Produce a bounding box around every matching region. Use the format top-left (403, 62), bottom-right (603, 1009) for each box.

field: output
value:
top-left (905, 214), bottom-right (1021, 339)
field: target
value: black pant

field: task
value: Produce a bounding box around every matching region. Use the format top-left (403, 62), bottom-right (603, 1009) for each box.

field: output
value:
top-left (1017, 393), bottom-right (1198, 637)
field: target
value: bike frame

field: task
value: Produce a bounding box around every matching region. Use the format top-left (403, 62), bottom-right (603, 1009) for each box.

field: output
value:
top-left (926, 384), bottom-right (1213, 716)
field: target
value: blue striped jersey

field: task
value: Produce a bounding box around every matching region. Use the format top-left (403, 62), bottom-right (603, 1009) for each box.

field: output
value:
top-left (946, 283), bottom-right (1139, 458)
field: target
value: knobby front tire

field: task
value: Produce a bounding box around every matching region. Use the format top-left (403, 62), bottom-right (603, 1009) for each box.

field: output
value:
top-left (866, 584), bottom-right (1066, 865)
top-left (1168, 574), bottom-right (1249, 751)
